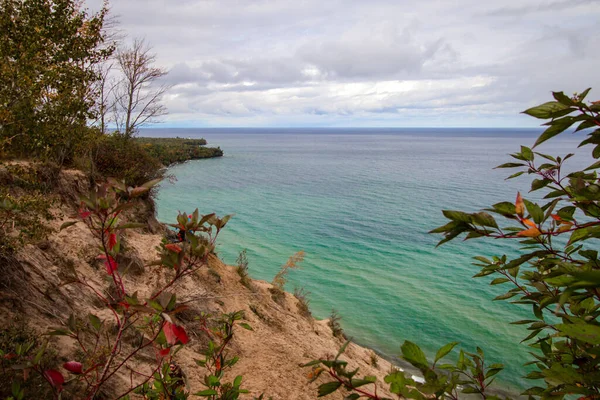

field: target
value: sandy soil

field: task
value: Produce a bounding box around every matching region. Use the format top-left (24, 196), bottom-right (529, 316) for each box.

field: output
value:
top-left (0, 169), bottom-right (397, 399)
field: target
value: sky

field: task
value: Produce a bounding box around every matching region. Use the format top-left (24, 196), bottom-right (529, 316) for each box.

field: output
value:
top-left (86, 0), bottom-right (600, 128)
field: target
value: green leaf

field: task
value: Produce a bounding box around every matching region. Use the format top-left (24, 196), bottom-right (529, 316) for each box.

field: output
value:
top-left (490, 202), bottom-right (516, 216)
top-left (556, 323), bottom-right (600, 345)
top-left (239, 323), bottom-right (253, 331)
top-left (552, 91), bottom-right (575, 106)
top-left (472, 212), bottom-right (498, 229)
top-left (568, 228), bottom-right (588, 245)
top-left (317, 381), bottom-right (342, 397)
top-left (521, 146), bottom-right (533, 161)
top-left (233, 375), bottom-right (243, 388)
top-left (495, 163), bottom-right (525, 169)
top-left (534, 117), bottom-right (578, 147)
top-left (523, 199), bottom-right (544, 224)
top-left (522, 101), bottom-right (570, 119)
top-left (442, 210), bottom-right (472, 223)
top-left (506, 171), bottom-right (526, 180)
top-left (88, 314), bottom-right (102, 331)
top-left (335, 340), bottom-right (350, 361)
top-left (434, 342), bottom-right (459, 364)
top-left (401, 341), bottom-right (428, 370)
top-left (531, 179), bottom-right (551, 192)
top-left (494, 292), bottom-right (517, 301)
top-left (350, 376), bottom-right (377, 388)
top-left (344, 394), bottom-right (361, 400)
top-left (490, 278), bottom-right (509, 285)
top-left (193, 389), bottom-right (218, 396)
top-left (59, 220), bottom-right (78, 231)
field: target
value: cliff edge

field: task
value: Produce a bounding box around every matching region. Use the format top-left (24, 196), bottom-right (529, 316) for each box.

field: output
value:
top-left (0, 166), bottom-right (395, 399)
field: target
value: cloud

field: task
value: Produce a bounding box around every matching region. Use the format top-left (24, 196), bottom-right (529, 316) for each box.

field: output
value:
top-left (85, 0), bottom-right (600, 127)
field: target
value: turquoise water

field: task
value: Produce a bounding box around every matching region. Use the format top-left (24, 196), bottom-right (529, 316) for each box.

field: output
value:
top-left (148, 128), bottom-right (591, 393)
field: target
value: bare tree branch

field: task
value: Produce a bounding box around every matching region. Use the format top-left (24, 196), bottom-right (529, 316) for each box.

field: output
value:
top-left (113, 38), bottom-right (170, 138)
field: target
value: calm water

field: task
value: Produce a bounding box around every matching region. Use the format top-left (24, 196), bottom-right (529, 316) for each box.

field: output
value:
top-left (147, 128), bottom-right (591, 393)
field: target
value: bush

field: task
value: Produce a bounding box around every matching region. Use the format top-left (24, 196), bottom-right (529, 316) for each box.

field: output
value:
top-left (293, 287), bottom-right (312, 318)
top-left (93, 134), bottom-right (162, 187)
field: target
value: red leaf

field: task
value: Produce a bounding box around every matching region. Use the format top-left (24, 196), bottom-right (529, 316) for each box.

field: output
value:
top-left (44, 369), bottom-right (64, 390)
top-left (108, 233), bottom-right (117, 250)
top-left (174, 324), bottom-right (189, 344)
top-left (163, 321), bottom-right (189, 345)
top-left (63, 361), bottom-right (83, 374)
top-left (159, 348), bottom-right (171, 357)
top-left (104, 256), bottom-right (117, 275)
top-left (79, 209), bottom-right (92, 219)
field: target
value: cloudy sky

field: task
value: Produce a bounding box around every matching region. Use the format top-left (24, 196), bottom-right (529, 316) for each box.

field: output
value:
top-left (87, 0), bottom-right (600, 128)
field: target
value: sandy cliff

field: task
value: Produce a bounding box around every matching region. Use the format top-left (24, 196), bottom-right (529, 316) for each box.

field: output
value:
top-left (0, 168), bottom-right (396, 399)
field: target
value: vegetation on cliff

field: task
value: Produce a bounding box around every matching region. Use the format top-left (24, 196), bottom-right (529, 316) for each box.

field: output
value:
top-left (135, 138), bottom-right (223, 167)
top-left (305, 92), bottom-right (600, 399)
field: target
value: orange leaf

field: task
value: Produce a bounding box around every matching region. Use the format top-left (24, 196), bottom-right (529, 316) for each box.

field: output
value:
top-left (515, 192), bottom-right (525, 217)
top-left (517, 227), bottom-right (542, 237)
top-left (557, 224), bottom-right (573, 233)
top-left (165, 243), bottom-right (182, 254)
top-left (522, 219), bottom-right (536, 228)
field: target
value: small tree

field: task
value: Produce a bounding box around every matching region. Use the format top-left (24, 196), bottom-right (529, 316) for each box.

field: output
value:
top-left (0, 0), bottom-right (113, 162)
top-left (113, 39), bottom-right (170, 138)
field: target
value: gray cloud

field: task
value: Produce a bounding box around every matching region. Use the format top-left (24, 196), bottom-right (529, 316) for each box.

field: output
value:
top-left (86, 0), bottom-right (600, 127)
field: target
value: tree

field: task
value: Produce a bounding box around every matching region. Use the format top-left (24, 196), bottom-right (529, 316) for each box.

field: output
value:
top-left (113, 39), bottom-right (170, 138)
top-left (306, 89), bottom-right (600, 399)
top-left (0, 0), bottom-right (113, 163)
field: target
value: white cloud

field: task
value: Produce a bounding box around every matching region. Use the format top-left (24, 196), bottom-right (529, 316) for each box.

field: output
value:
top-left (86, 0), bottom-right (600, 127)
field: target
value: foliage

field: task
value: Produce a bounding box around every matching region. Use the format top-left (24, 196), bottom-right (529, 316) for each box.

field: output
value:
top-left (192, 311), bottom-right (253, 399)
top-left (432, 89), bottom-right (600, 398)
top-left (307, 90), bottom-right (600, 399)
top-left (328, 309), bottom-right (343, 338)
top-left (236, 248), bottom-right (252, 288)
top-left (271, 251), bottom-right (305, 291)
top-left (6, 178), bottom-right (238, 398)
top-left (270, 251), bottom-right (304, 304)
top-left (0, 163), bottom-right (57, 255)
top-left (136, 137), bottom-right (223, 166)
top-left (293, 287), bottom-right (312, 318)
top-left (93, 133), bottom-right (163, 187)
top-left (0, 0), bottom-right (113, 164)
top-left (369, 350), bottom-right (379, 368)
top-left (0, 322), bottom-right (58, 399)
top-left (304, 341), bottom-right (503, 400)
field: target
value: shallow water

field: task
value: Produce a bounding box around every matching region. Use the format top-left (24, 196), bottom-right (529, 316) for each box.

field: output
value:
top-left (148, 127), bottom-right (590, 393)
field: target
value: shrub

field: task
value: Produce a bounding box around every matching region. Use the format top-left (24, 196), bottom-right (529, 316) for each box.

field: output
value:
top-left (293, 287), bottom-right (312, 318)
top-left (328, 309), bottom-right (343, 338)
top-left (236, 249), bottom-right (252, 288)
top-left (270, 251), bottom-right (304, 304)
top-left (8, 178), bottom-right (245, 399)
top-left (93, 134), bottom-right (163, 187)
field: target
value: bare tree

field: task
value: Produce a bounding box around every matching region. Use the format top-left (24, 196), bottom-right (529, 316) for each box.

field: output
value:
top-left (113, 39), bottom-right (169, 138)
